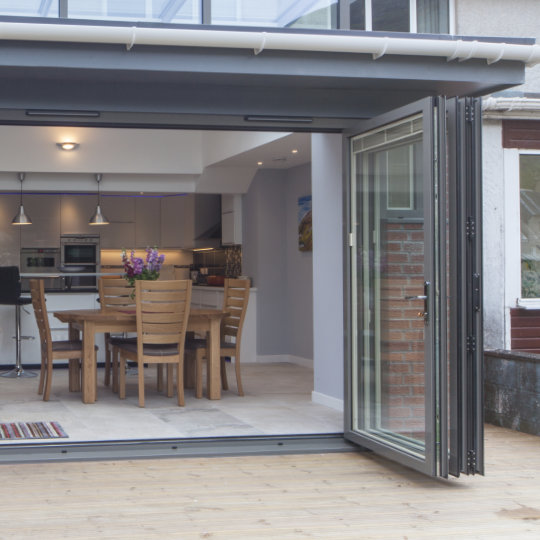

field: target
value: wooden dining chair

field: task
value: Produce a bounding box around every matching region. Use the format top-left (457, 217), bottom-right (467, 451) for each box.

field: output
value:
top-left (186, 278), bottom-right (250, 398)
top-left (116, 279), bottom-right (192, 407)
top-left (98, 277), bottom-right (135, 389)
top-left (30, 279), bottom-right (97, 401)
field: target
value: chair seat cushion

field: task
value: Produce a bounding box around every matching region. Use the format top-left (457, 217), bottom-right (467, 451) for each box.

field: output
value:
top-left (116, 341), bottom-right (180, 357)
top-left (185, 338), bottom-right (236, 350)
top-left (52, 340), bottom-right (84, 352)
top-left (109, 336), bottom-right (137, 346)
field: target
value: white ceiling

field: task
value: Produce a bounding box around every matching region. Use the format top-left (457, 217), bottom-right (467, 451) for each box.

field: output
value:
top-left (0, 126), bottom-right (312, 194)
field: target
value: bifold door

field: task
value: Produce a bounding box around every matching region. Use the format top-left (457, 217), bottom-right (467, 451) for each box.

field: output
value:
top-left (345, 97), bottom-right (483, 478)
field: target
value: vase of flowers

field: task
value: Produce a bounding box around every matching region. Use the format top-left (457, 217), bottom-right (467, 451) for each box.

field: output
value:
top-left (122, 247), bottom-right (165, 287)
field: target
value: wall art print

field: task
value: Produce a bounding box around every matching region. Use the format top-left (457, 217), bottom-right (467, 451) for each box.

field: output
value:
top-left (298, 195), bottom-right (312, 252)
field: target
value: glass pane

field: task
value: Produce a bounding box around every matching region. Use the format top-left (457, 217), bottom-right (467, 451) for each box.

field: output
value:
top-left (0, 0), bottom-right (59, 17)
top-left (417, 0), bottom-right (449, 34)
top-left (69, 0), bottom-right (200, 23)
top-left (351, 117), bottom-right (426, 458)
top-left (372, 0), bottom-right (409, 32)
top-left (349, 0), bottom-right (365, 30)
top-left (211, 0), bottom-right (338, 29)
top-left (520, 154), bottom-right (540, 298)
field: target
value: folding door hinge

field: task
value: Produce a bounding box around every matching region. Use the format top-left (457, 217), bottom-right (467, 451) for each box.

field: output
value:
top-left (466, 217), bottom-right (476, 240)
top-left (465, 104), bottom-right (475, 123)
top-left (466, 335), bottom-right (476, 353)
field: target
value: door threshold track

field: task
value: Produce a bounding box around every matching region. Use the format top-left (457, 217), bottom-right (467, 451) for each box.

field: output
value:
top-left (0, 433), bottom-right (363, 464)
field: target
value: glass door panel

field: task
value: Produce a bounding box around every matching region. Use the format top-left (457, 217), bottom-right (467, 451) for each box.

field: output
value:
top-left (347, 99), bottom-right (439, 475)
top-left (345, 97), bottom-right (484, 478)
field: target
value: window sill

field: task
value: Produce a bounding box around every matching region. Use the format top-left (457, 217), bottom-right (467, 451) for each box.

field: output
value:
top-left (516, 298), bottom-right (540, 309)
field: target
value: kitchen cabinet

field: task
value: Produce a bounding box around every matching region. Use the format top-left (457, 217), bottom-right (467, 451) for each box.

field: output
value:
top-left (0, 195), bottom-right (23, 266)
top-left (161, 194), bottom-right (195, 248)
top-left (99, 197), bottom-right (136, 249)
top-left (60, 194), bottom-right (97, 235)
top-left (20, 194), bottom-right (61, 248)
top-left (135, 197), bottom-right (161, 247)
top-left (221, 194), bottom-right (242, 245)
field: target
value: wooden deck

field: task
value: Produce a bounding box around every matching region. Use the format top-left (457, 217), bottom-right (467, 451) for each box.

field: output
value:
top-left (1, 425), bottom-right (540, 539)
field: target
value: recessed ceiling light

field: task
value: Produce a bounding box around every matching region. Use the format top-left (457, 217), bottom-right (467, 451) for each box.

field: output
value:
top-left (257, 161), bottom-right (263, 166)
top-left (291, 149), bottom-right (298, 154)
top-left (56, 142), bottom-right (79, 151)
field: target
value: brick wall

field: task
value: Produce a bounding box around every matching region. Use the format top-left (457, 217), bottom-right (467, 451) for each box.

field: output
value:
top-left (510, 308), bottom-right (540, 354)
top-left (379, 221), bottom-right (426, 439)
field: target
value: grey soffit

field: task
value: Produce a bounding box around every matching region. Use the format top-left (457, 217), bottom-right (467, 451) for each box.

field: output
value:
top-left (0, 38), bottom-right (526, 129)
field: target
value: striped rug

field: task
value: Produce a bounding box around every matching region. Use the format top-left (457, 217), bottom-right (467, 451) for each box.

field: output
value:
top-left (0, 421), bottom-right (68, 440)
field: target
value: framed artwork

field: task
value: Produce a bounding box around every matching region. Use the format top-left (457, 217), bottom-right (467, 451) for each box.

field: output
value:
top-left (298, 195), bottom-right (312, 252)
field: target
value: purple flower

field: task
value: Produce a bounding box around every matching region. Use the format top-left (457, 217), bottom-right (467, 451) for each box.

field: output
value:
top-left (122, 247), bottom-right (165, 285)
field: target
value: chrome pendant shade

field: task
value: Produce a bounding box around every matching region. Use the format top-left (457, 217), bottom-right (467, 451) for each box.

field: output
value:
top-left (12, 172), bottom-right (32, 226)
top-left (89, 173), bottom-right (109, 226)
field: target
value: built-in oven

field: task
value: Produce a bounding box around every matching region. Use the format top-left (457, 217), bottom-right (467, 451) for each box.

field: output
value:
top-left (60, 234), bottom-right (100, 290)
top-left (20, 247), bottom-right (62, 292)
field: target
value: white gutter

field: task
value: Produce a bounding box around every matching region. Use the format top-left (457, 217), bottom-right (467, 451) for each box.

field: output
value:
top-left (0, 21), bottom-right (539, 66)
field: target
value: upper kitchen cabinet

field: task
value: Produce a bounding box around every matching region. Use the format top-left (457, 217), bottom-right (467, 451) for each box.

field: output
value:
top-left (135, 197), bottom-right (161, 248)
top-left (99, 196), bottom-right (135, 249)
top-left (18, 194), bottom-right (61, 247)
top-left (60, 194), bottom-right (98, 235)
top-left (0, 194), bottom-right (22, 266)
top-left (161, 194), bottom-right (195, 248)
top-left (221, 194), bottom-right (242, 245)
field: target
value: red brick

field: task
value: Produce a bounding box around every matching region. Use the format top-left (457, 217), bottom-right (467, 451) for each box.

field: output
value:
top-left (389, 407), bottom-right (414, 418)
top-left (388, 363), bottom-right (411, 373)
top-left (403, 374), bottom-right (424, 385)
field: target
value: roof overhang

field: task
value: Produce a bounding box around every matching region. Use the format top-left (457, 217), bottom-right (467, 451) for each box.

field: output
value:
top-left (0, 21), bottom-right (532, 130)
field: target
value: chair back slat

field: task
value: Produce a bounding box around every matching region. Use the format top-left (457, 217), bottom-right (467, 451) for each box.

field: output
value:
top-left (221, 279), bottom-right (250, 341)
top-left (135, 280), bottom-right (192, 348)
top-left (29, 279), bottom-right (52, 347)
top-left (99, 277), bottom-right (135, 312)
top-left (139, 290), bottom-right (189, 303)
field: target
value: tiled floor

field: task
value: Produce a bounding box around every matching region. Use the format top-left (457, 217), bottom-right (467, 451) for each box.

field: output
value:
top-left (0, 362), bottom-right (343, 444)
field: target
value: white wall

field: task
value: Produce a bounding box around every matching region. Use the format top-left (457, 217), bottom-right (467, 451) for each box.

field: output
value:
top-left (311, 133), bottom-right (344, 409)
top-left (456, 0), bottom-right (540, 94)
top-left (482, 120), bottom-right (507, 349)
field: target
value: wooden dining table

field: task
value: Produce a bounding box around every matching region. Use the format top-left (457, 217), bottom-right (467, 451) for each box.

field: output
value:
top-left (53, 308), bottom-right (227, 404)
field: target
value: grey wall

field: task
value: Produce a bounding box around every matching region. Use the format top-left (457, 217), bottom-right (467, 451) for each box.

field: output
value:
top-left (285, 164), bottom-right (313, 360)
top-left (243, 169), bottom-right (288, 356)
top-left (243, 165), bottom-right (314, 360)
top-left (312, 133), bottom-right (344, 405)
top-left (456, 0), bottom-right (540, 94)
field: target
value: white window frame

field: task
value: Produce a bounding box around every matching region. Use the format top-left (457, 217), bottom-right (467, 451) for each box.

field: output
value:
top-left (364, 0), bottom-right (455, 34)
top-left (505, 148), bottom-right (540, 310)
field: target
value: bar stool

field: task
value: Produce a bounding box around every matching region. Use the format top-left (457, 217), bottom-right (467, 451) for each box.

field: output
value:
top-left (0, 266), bottom-right (36, 378)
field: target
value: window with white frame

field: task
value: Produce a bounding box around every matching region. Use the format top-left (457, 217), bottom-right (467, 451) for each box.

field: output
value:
top-left (350, 0), bottom-right (450, 33)
top-left (520, 153), bottom-right (540, 298)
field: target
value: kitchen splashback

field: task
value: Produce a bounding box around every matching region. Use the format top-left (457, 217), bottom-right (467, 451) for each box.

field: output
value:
top-left (193, 245), bottom-right (241, 277)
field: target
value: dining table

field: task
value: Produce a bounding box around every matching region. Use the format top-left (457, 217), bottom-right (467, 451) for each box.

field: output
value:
top-left (53, 307), bottom-right (227, 404)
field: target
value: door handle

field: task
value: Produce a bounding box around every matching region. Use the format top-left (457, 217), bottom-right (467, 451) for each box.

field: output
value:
top-left (404, 282), bottom-right (430, 324)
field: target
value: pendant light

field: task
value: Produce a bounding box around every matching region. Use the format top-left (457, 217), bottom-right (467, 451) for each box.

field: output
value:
top-left (12, 172), bottom-right (32, 226)
top-left (89, 173), bottom-right (109, 226)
